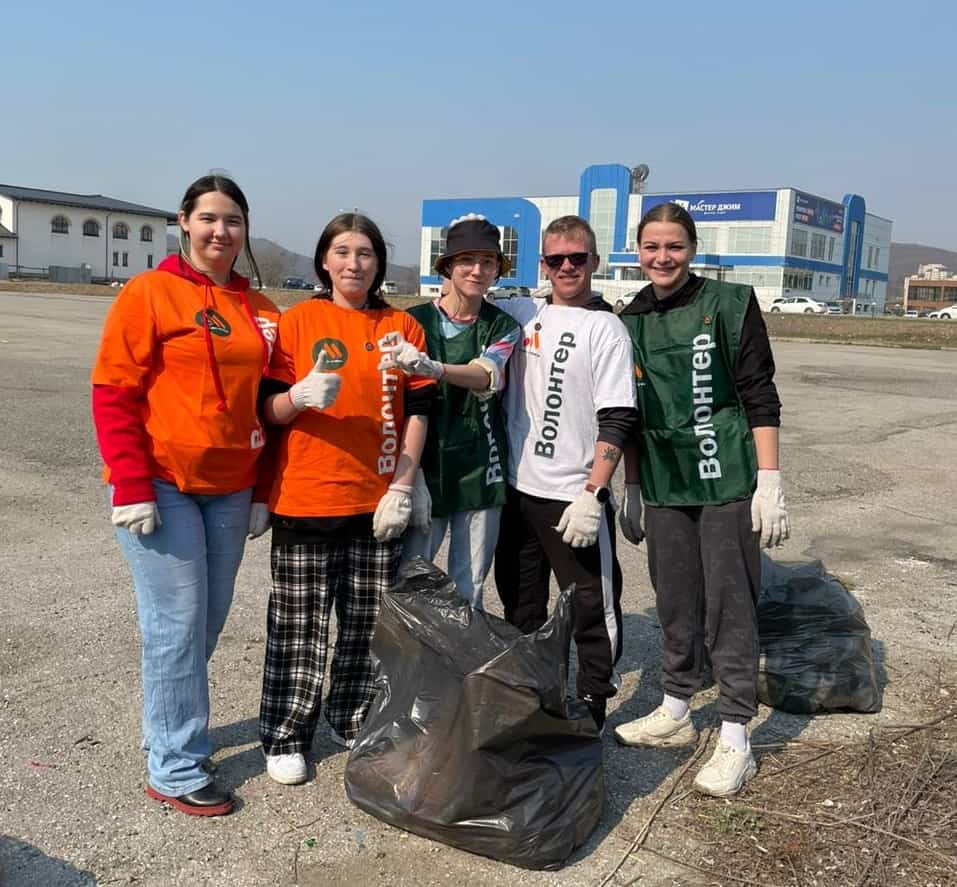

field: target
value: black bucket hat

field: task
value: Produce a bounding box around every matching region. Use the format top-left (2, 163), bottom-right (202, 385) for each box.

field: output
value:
top-left (434, 214), bottom-right (511, 278)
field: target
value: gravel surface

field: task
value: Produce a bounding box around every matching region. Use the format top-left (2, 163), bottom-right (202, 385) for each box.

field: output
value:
top-left (1, 290), bottom-right (954, 887)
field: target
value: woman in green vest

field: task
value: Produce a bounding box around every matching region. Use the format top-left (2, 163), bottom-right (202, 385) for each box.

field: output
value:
top-left (613, 202), bottom-right (790, 797)
top-left (381, 215), bottom-right (521, 608)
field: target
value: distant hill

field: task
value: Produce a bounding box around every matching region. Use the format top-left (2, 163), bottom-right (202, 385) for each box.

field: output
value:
top-left (166, 234), bottom-right (419, 291)
top-left (888, 242), bottom-right (957, 302)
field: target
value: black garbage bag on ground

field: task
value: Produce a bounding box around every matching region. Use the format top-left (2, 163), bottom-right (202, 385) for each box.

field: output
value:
top-left (344, 559), bottom-right (605, 870)
top-left (757, 555), bottom-right (882, 714)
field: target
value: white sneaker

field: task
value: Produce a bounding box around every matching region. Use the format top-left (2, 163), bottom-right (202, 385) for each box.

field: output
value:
top-left (693, 740), bottom-right (757, 797)
top-left (614, 705), bottom-right (698, 748)
top-left (265, 752), bottom-right (307, 785)
top-left (329, 729), bottom-right (354, 750)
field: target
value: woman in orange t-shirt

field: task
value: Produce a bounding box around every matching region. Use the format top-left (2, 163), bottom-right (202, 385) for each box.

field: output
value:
top-left (255, 213), bottom-right (434, 786)
top-left (91, 175), bottom-right (280, 817)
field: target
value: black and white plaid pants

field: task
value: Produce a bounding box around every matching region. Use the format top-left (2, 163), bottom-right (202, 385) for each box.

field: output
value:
top-left (259, 532), bottom-right (401, 755)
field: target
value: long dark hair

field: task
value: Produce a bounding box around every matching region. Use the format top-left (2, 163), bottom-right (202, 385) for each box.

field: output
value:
top-left (178, 174), bottom-right (263, 287)
top-left (313, 213), bottom-right (389, 308)
top-left (637, 202), bottom-right (698, 245)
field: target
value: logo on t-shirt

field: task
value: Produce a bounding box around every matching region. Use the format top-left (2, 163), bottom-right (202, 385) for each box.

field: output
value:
top-left (312, 338), bottom-right (348, 369)
top-left (195, 308), bottom-right (231, 337)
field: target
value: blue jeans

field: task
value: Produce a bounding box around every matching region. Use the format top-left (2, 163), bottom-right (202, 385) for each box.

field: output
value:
top-left (402, 507), bottom-right (501, 609)
top-left (114, 480), bottom-right (251, 796)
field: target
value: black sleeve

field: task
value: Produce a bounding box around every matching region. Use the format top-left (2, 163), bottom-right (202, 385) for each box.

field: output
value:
top-left (404, 384), bottom-right (437, 417)
top-left (257, 376), bottom-right (291, 415)
top-left (735, 293), bottom-right (782, 428)
top-left (596, 407), bottom-right (640, 449)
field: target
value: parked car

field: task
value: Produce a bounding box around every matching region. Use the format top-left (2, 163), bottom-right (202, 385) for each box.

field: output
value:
top-left (928, 305), bottom-right (957, 319)
top-left (903, 310), bottom-right (919, 318)
top-left (768, 296), bottom-right (828, 314)
top-left (614, 291), bottom-right (642, 313)
top-left (487, 286), bottom-right (531, 300)
top-left (282, 277), bottom-right (313, 290)
top-left (381, 280), bottom-right (399, 295)
top-left (824, 302), bottom-right (844, 315)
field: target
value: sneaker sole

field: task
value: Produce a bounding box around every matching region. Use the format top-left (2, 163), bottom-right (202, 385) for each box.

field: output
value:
top-left (692, 759), bottom-right (758, 798)
top-left (145, 785), bottom-right (233, 817)
top-left (266, 767), bottom-right (308, 786)
top-left (614, 727), bottom-right (699, 748)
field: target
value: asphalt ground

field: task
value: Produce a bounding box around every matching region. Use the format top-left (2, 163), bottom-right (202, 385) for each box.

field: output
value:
top-left (1, 291), bottom-right (955, 887)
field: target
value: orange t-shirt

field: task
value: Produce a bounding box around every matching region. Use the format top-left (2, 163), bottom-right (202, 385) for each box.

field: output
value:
top-left (91, 266), bottom-right (280, 495)
top-left (267, 299), bottom-right (433, 517)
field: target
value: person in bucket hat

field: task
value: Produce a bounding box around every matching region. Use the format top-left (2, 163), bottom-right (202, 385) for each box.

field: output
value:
top-left (380, 214), bottom-right (521, 609)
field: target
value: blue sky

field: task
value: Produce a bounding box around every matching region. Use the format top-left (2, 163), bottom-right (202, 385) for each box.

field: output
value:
top-left (4, 0), bottom-right (954, 264)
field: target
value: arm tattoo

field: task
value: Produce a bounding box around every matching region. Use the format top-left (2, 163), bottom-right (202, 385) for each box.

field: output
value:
top-left (600, 444), bottom-right (621, 463)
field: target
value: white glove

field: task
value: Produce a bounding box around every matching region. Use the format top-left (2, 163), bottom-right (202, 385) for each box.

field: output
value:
top-left (619, 483), bottom-right (645, 545)
top-left (373, 484), bottom-right (413, 541)
top-left (410, 469), bottom-right (432, 531)
top-left (555, 490), bottom-right (603, 548)
top-left (112, 501), bottom-right (161, 535)
top-left (288, 350), bottom-right (341, 410)
top-left (751, 469), bottom-right (790, 548)
top-left (378, 334), bottom-right (444, 379)
top-left (248, 502), bottom-right (271, 539)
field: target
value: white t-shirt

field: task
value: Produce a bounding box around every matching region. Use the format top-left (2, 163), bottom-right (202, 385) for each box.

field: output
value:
top-left (498, 297), bottom-right (637, 502)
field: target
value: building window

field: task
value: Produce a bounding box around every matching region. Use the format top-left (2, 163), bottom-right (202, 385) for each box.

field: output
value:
top-left (790, 228), bottom-right (808, 257)
top-left (866, 246), bottom-right (873, 268)
top-left (784, 269), bottom-right (813, 291)
top-left (727, 227), bottom-right (771, 254)
top-left (874, 247), bottom-right (880, 267)
top-left (82, 219), bottom-right (100, 237)
top-left (0, 244), bottom-right (3, 258)
top-left (122, 252), bottom-right (129, 267)
top-left (810, 232), bottom-right (827, 260)
top-left (501, 226), bottom-right (518, 279)
top-left (51, 215), bottom-right (70, 234)
top-left (141, 225), bottom-right (153, 242)
top-left (428, 227), bottom-right (448, 275)
top-left (589, 188), bottom-right (617, 279)
top-left (696, 227), bottom-right (720, 254)
top-left (113, 222), bottom-right (129, 240)
top-left (113, 251), bottom-right (119, 267)
top-left (828, 237), bottom-right (835, 262)
top-left (147, 253), bottom-right (153, 269)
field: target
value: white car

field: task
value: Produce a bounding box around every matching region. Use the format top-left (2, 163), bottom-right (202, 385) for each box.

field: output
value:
top-left (928, 305), bottom-right (957, 319)
top-left (768, 296), bottom-right (828, 314)
top-left (613, 291), bottom-right (641, 313)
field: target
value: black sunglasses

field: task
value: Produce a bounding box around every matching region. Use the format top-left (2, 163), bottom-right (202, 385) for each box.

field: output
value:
top-left (542, 251), bottom-right (592, 270)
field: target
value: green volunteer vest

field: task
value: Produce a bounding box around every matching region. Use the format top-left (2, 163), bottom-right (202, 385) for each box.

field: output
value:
top-left (620, 279), bottom-right (757, 506)
top-left (408, 300), bottom-right (516, 517)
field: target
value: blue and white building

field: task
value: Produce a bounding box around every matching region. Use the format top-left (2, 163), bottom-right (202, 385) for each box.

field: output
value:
top-left (419, 163), bottom-right (892, 312)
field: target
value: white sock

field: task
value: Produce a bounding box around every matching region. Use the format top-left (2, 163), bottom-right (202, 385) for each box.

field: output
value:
top-left (720, 721), bottom-right (748, 751)
top-left (662, 694), bottom-right (689, 720)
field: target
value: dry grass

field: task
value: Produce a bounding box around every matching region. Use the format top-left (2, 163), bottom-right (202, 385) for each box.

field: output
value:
top-left (605, 705), bottom-right (957, 887)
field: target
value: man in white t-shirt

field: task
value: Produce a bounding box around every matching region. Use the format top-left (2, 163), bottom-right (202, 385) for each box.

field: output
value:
top-left (495, 215), bottom-right (638, 731)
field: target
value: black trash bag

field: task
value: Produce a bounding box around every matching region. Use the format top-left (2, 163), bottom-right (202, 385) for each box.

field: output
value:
top-left (757, 555), bottom-right (882, 714)
top-left (344, 559), bottom-right (605, 870)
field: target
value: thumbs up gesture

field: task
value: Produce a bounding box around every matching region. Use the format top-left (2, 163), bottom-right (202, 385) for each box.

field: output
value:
top-left (288, 350), bottom-right (342, 411)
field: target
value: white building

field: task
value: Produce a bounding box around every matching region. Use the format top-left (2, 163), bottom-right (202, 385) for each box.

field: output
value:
top-left (419, 163), bottom-right (892, 312)
top-left (0, 184), bottom-right (176, 282)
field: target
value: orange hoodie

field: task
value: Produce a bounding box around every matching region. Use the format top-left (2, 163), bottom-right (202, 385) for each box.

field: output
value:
top-left (91, 255), bottom-right (281, 502)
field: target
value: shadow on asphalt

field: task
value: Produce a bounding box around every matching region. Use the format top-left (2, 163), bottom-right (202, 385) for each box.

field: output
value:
top-left (210, 717), bottom-right (342, 790)
top-left (0, 836), bottom-right (95, 887)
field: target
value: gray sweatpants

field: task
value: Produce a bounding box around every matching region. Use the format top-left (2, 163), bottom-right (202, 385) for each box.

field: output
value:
top-left (645, 498), bottom-right (761, 724)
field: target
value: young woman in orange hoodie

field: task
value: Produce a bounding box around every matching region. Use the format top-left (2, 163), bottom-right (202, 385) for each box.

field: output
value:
top-left (91, 175), bottom-right (280, 816)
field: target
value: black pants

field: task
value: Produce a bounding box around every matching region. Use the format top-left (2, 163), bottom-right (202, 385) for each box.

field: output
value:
top-left (494, 486), bottom-right (623, 699)
top-left (645, 499), bottom-right (761, 724)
